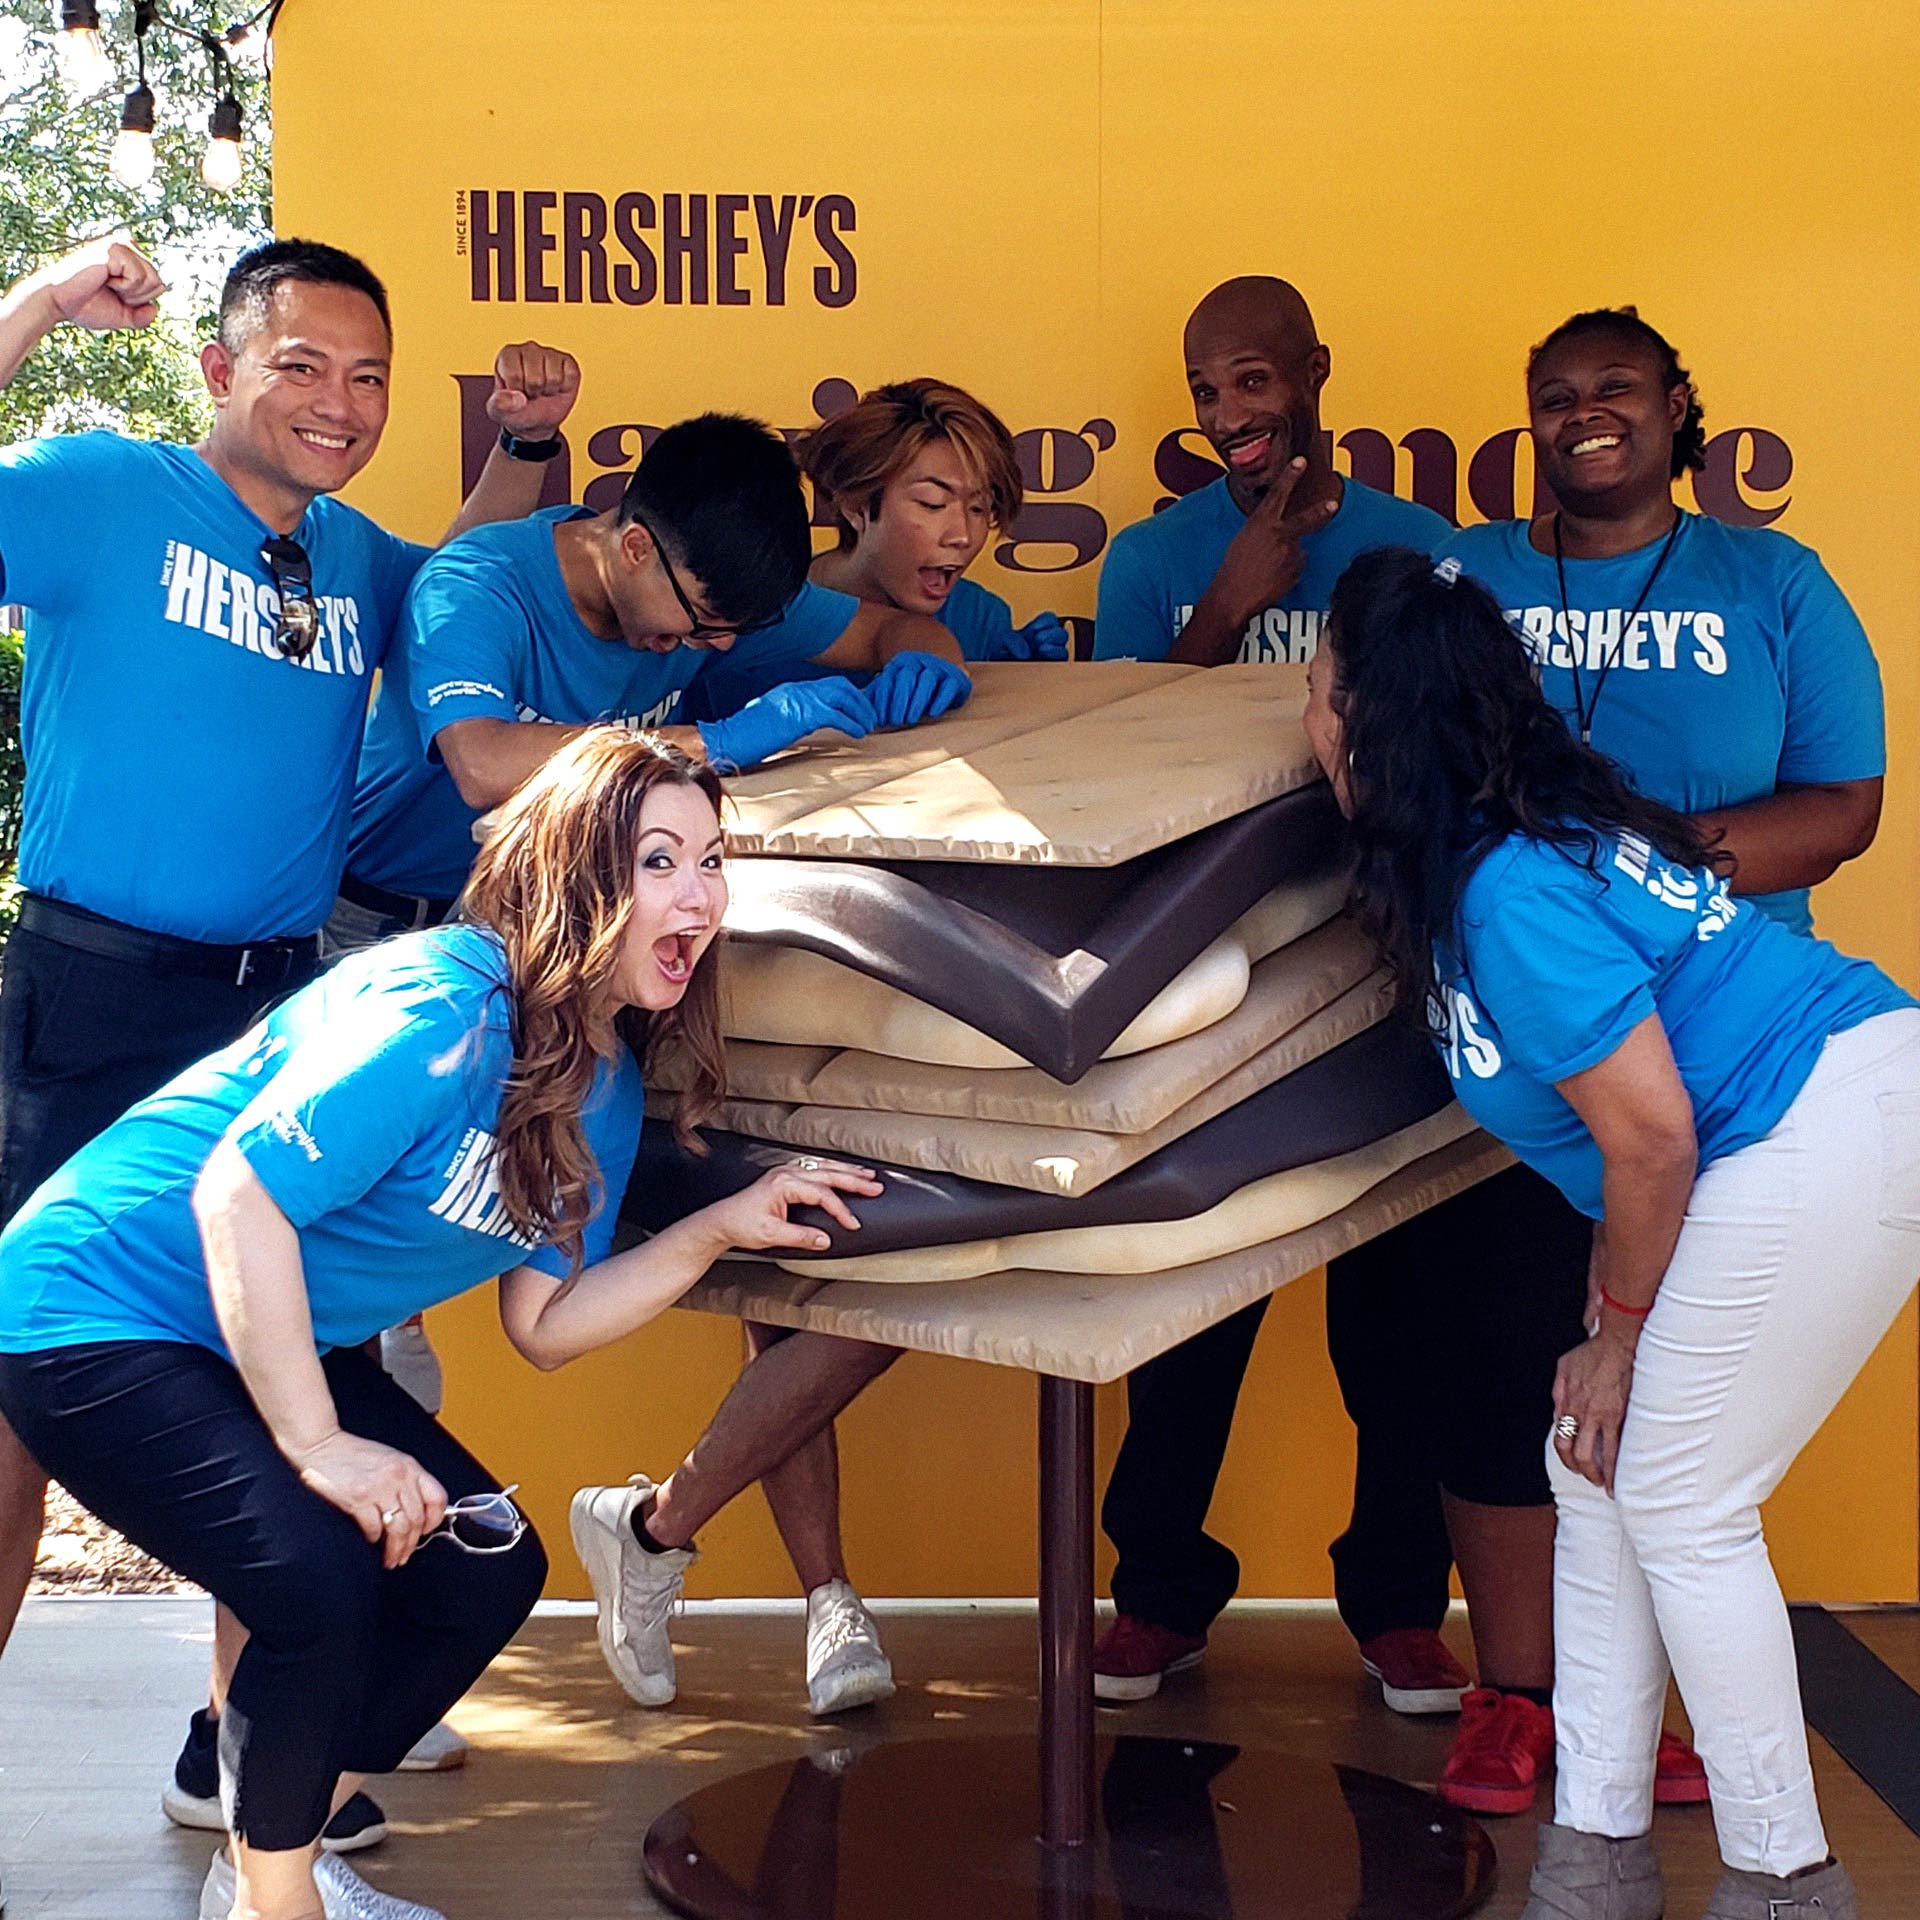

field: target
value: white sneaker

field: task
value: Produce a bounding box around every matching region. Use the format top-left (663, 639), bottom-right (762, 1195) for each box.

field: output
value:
top-left (805, 1581), bottom-right (895, 1717)
top-left (394, 1719), bottom-right (468, 1772)
top-left (569, 1475), bottom-right (697, 1706)
top-left (201, 1847), bottom-right (446, 1920)
top-left (379, 1321), bottom-right (443, 1415)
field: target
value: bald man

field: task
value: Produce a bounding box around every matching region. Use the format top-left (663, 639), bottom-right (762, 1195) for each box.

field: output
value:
top-left (1091, 276), bottom-right (1467, 1707)
top-left (1094, 275), bottom-right (1446, 665)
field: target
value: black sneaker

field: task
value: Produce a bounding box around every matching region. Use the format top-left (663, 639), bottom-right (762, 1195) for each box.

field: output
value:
top-left (317, 1793), bottom-right (389, 1854)
top-left (161, 1708), bottom-right (388, 1852)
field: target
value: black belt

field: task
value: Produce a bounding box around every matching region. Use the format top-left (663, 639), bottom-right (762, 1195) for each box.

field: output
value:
top-left (337, 870), bottom-right (458, 927)
top-left (17, 894), bottom-right (320, 991)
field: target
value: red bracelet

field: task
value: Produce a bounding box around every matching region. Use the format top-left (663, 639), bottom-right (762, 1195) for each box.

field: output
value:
top-left (1600, 1286), bottom-right (1653, 1319)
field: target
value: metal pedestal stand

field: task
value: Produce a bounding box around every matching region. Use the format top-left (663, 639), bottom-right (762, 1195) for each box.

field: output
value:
top-left (643, 1376), bottom-right (1497, 1919)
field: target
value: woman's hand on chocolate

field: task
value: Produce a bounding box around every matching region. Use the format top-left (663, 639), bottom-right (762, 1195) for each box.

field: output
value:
top-left (699, 1161), bottom-right (885, 1255)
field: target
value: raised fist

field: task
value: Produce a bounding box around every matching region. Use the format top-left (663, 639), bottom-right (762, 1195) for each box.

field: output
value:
top-left (486, 341), bottom-right (581, 440)
top-left (38, 236), bottom-right (165, 332)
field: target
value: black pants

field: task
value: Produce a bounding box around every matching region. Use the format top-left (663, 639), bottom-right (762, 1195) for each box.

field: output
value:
top-left (0, 1342), bottom-right (546, 1848)
top-left (1102, 1163), bottom-right (1592, 1641)
top-left (0, 905), bottom-right (319, 1225)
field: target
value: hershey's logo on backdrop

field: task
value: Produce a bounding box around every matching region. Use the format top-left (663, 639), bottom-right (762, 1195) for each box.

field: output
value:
top-left (457, 189), bottom-right (857, 308)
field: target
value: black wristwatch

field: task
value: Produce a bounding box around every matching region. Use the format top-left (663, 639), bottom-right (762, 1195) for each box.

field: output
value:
top-left (497, 426), bottom-right (565, 463)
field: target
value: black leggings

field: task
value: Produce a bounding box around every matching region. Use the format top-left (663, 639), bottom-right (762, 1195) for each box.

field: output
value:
top-left (1102, 1163), bottom-right (1592, 1640)
top-left (0, 1340), bottom-right (546, 1849)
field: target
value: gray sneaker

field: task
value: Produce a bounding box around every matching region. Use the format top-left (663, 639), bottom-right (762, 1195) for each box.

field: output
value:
top-left (1520, 1824), bottom-right (1664, 1920)
top-left (200, 1847), bottom-right (446, 1920)
top-left (805, 1581), bottom-right (895, 1716)
top-left (1703, 1857), bottom-right (1858, 1919)
top-left (570, 1475), bottom-right (697, 1706)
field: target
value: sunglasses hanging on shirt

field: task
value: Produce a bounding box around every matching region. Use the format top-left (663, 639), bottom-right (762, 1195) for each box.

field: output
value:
top-left (259, 534), bottom-right (320, 662)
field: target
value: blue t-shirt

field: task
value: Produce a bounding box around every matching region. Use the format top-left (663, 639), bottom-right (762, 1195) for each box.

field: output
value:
top-left (939, 577), bottom-right (1018, 661)
top-left (0, 924), bottom-right (644, 1357)
top-left (1440, 515), bottom-right (1884, 935)
top-left (347, 511), bottom-right (855, 899)
top-left (0, 433), bottom-right (426, 942)
top-left (1093, 475), bottom-right (1450, 663)
top-left (1433, 830), bottom-right (1912, 1217)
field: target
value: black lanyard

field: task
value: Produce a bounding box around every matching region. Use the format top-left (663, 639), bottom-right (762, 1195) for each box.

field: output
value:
top-left (1551, 511), bottom-right (1684, 745)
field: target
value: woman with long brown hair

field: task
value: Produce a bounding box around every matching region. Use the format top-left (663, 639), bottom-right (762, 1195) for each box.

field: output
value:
top-left (0, 731), bottom-right (877, 1920)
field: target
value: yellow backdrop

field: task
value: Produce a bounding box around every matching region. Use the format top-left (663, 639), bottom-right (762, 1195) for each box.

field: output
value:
top-left (273, 0), bottom-right (1919, 1602)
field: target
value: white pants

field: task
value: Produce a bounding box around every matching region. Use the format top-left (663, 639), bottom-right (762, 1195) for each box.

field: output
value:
top-left (1550, 1007), bottom-right (1920, 1873)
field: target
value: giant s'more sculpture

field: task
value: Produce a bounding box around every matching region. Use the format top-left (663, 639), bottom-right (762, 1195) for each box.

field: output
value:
top-left (624, 661), bottom-right (1483, 1285)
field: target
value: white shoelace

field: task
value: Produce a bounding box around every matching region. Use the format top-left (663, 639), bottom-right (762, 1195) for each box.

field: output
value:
top-left (618, 1543), bottom-right (686, 1638)
top-left (810, 1591), bottom-right (877, 1666)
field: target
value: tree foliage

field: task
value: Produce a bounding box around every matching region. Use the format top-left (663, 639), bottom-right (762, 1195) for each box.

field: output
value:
top-left (0, 1), bottom-right (275, 445)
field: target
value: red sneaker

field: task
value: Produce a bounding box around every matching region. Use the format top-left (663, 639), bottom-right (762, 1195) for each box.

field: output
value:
top-left (1437, 1687), bottom-right (1555, 1815)
top-left (1357, 1628), bottom-right (1473, 1715)
top-left (1092, 1615), bottom-right (1207, 1703)
top-left (1655, 1728), bottom-right (1710, 1805)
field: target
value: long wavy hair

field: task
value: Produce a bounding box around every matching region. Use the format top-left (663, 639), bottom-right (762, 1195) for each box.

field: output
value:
top-left (461, 731), bottom-right (728, 1271)
top-left (1326, 547), bottom-right (1719, 1012)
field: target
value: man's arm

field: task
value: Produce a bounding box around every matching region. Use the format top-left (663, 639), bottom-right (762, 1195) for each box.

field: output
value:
top-left (441, 340), bottom-right (582, 544)
top-left (1169, 459), bottom-right (1339, 667)
top-left (1694, 779), bottom-right (1883, 896)
top-left (0, 238), bottom-right (165, 391)
top-left (438, 714), bottom-right (710, 809)
top-left (807, 600), bottom-right (963, 671)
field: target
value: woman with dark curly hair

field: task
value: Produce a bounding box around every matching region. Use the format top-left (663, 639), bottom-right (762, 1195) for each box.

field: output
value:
top-left (0, 731), bottom-right (879, 1920)
top-left (1304, 547), bottom-right (1917, 1920)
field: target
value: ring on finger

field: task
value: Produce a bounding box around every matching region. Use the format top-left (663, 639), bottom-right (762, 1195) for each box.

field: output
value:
top-left (381, 1507), bottom-right (401, 1526)
top-left (795, 1157), bottom-right (821, 1173)
top-left (1553, 1414), bottom-right (1580, 1443)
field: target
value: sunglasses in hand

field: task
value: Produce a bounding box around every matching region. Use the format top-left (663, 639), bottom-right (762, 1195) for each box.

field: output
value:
top-left (423, 1484), bottom-right (528, 1555)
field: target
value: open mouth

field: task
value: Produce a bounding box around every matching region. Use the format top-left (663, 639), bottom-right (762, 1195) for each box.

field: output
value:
top-left (917, 565), bottom-right (961, 601)
top-left (1568, 434), bottom-right (1623, 458)
top-left (1222, 430), bottom-right (1274, 472)
top-left (293, 428), bottom-right (353, 455)
top-left (652, 931), bottom-right (701, 984)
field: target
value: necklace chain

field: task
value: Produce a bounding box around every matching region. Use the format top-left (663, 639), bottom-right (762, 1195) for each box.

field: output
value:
top-left (1551, 510), bottom-right (1684, 745)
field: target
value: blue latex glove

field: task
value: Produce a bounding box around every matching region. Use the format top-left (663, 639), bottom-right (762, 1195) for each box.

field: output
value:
top-left (695, 675), bottom-right (877, 772)
top-left (989, 611), bottom-right (1072, 661)
top-left (866, 650), bottom-right (973, 729)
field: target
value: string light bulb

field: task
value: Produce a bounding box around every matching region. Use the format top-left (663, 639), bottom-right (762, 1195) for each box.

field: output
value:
top-left (201, 93), bottom-right (244, 192)
top-left (52, 0), bottom-right (115, 97)
top-left (109, 83), bottom-right (157, 188)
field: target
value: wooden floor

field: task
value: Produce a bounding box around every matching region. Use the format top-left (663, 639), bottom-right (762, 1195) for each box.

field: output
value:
top-left (3, 1597), bottom-right (1919, 1917)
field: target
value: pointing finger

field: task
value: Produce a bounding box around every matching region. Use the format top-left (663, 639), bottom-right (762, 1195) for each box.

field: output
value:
top-left (1279, 495), bottom-right (1340, 540)
top-left (1251, 455), bottom-right (1306, 523)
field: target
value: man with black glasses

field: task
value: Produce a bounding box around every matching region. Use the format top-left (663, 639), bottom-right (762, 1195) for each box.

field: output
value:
top-left (0, 232), bottom-right (578, 1885)
top-left (337, 412), bottom-right (967, 950)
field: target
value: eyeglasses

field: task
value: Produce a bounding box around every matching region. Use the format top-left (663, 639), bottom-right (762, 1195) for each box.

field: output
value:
top-left (259, 535), bottom-right (320, 662)
top-left (627, 510), bottom-right (752, 643)
top-left (424, 1484), bottom-right (528, 1556)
